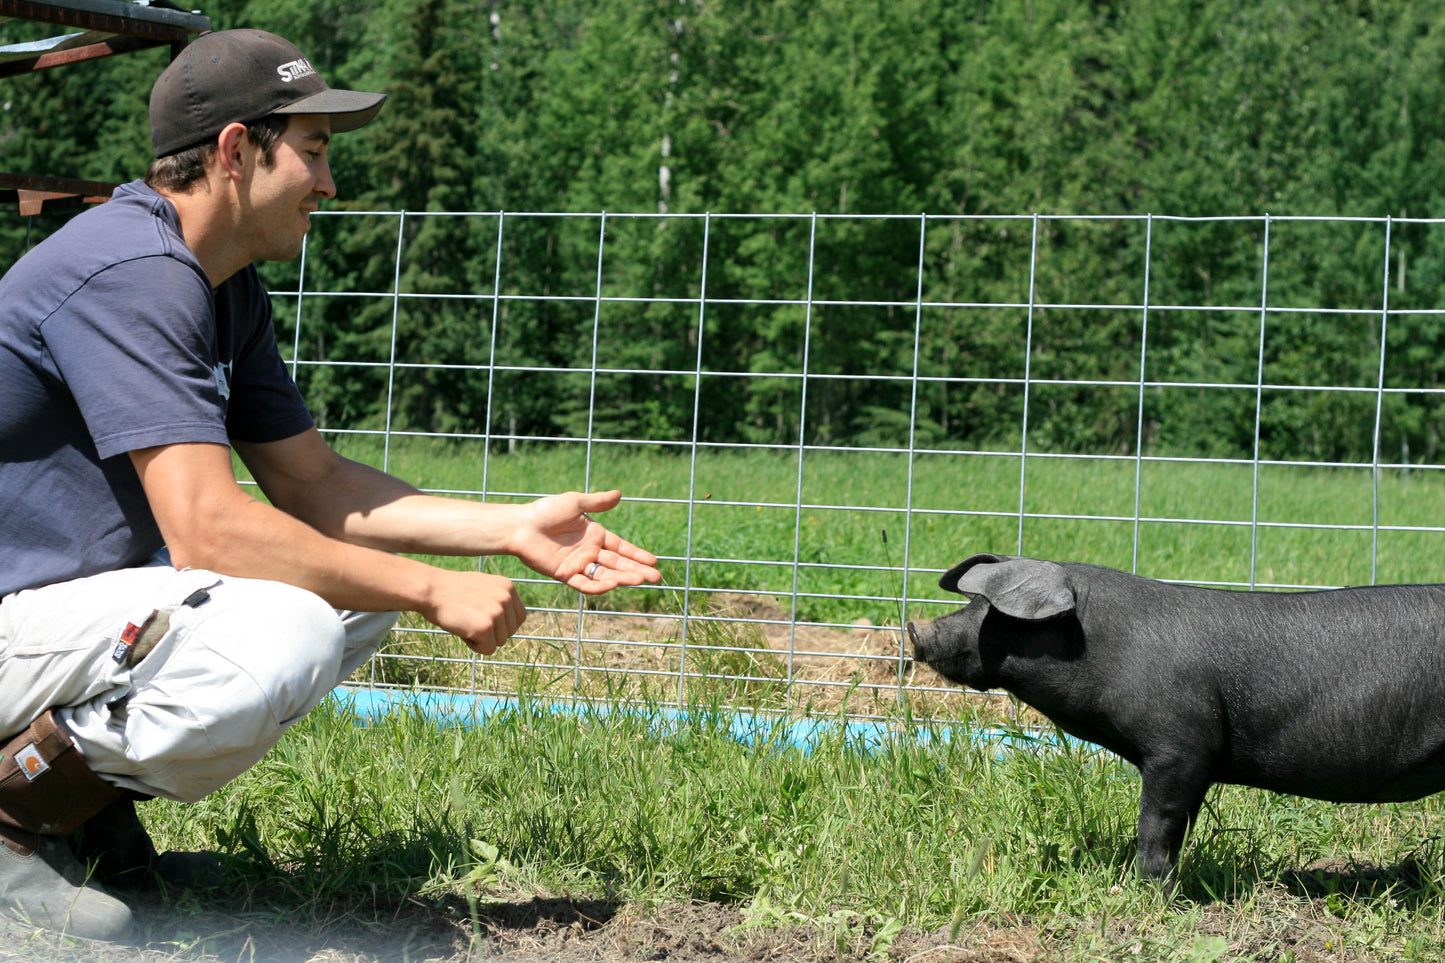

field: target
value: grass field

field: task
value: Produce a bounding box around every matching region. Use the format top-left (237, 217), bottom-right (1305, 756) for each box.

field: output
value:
top-left (336, 433), bottom-right (1445, 599)
top-left (130, 691), bottom-right (1445, 961)
top-left (137, 439), bottom-right (1445, 962)
top-left (287, 436), bottom-right (1445, 716)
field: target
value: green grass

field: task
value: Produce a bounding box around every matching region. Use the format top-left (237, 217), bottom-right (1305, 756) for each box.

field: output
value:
top-left (166, 439), bottom-right (1445, 960)
top-left (260, 437), bottom-right (1445, 706)
top-left (321, 435), bottom-right (1445, 606)
top-left (138, 693), bottom-right (1445, 961)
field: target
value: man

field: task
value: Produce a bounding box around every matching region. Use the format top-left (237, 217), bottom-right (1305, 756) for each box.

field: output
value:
top-left (0, 29), bottom-right (660, 941)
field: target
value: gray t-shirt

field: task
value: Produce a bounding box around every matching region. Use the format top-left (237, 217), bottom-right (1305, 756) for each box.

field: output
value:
top-left (0, 180), bottom-right (314, 597)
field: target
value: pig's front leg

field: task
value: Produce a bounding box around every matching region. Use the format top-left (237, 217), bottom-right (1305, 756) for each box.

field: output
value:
top-left (1135, 756), bottom-right (1211, 879)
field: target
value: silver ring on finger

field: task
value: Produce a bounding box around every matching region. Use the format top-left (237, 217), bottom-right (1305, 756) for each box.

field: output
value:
top-left (586, 562), bottom-right (600, 579)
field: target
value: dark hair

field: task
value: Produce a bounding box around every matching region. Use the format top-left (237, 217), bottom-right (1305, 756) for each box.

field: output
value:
top-left (144, 114), bottom-right (290, 192)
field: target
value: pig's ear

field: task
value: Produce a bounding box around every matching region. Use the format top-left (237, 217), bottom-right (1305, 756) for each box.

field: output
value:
top-left (939, 553), bottom-right (1009, 593)
top-left (944, 555), bottom-right (1074, 621)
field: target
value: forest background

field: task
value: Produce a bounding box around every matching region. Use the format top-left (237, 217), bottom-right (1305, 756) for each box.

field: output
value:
top-left (4, 0), bottom-right (1445, 464)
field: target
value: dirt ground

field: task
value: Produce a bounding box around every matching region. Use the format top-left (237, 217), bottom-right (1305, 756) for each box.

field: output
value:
top-left (0, 880), bottom-right (1402, 963)
top-left (453, 591), bottom-right (997, 723)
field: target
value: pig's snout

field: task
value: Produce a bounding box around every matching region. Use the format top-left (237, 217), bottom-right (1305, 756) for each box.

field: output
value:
top-left (907, 610), bottom-right (984, 690)
top-left (906, 620), bottom-right (931, 661)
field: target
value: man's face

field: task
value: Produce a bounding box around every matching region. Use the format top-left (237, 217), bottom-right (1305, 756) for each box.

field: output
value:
top-left (240, 114), bottom-right (336, 262)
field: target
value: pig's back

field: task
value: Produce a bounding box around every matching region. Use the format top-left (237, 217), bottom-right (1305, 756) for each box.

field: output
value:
top-left (1082, 572), bottom-right (1445, 802)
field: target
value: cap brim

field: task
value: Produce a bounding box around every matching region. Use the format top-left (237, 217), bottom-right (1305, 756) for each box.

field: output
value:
top-left (274, 89), bottom-right (386, 133)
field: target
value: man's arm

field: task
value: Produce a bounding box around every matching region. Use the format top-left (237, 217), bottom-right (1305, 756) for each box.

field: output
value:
top-left (129, 429), bottom-right (660, 652)
top-left (129, 439), bottom-right (525, 653)
top-left (234, 428), bottom-right (661, 592)
top-left (236, 427), bottom-right (509, 554)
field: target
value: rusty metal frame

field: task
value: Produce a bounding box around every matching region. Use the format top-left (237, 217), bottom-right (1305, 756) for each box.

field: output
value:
top-left (0, 0), bottom-right (209, 214)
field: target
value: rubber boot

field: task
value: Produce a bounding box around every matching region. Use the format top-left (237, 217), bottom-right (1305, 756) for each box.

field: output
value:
top-left (0, 711), bottom-right (133, 941)
top-left (70, 798), bottom-right (223, 892)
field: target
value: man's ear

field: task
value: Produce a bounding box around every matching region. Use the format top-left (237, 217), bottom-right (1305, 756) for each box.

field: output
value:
top-left (214, 122), bottom-right (251, 182)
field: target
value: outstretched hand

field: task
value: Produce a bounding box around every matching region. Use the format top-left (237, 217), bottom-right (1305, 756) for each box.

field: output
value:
top-left (508, 490), bottom-right (662, 593)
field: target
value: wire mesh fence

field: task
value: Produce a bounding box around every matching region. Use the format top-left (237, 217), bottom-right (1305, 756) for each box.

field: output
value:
top-left (259, 209), bottom-right (1445, 722)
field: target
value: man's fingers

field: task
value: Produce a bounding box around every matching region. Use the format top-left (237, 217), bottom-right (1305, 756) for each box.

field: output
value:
top-left (445, 572), bottom-right (526, 655)
top-left (569, 560), bottom-right (661, 596)
top-left (609, 536), bottom-right (660, 568)
top-left (576, 489), bottom-right (624, 514)
top-left (582, 549), bottom-right (662, 584)
top-left (465, 602), bottom-right (525, 654)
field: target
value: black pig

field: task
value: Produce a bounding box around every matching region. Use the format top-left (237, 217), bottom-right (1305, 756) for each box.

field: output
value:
top-left (906, 552), bottom-right (1445, 879)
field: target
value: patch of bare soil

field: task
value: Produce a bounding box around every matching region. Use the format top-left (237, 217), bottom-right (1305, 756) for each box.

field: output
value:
top-left (513, 592), bottom-right (1007, 722)
top-left (378, 590), bottom-right (1020, 725)
top-left (0, 876), bottom-right (1406, 963)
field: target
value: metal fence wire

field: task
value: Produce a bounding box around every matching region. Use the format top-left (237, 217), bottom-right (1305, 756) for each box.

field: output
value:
top-left (262, 210), bottom-right (1445, 722)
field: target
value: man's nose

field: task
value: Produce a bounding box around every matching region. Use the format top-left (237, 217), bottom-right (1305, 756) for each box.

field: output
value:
top-left (315, 156), bottom-right (337, 199)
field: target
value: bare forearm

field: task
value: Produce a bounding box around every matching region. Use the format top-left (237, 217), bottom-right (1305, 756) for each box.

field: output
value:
top-left (168, 491), bottom-right (523, 652)
top-left (324, 489), bottom-right (527, 558)
top-left (247, 443), bottom-right (525, 557)
top-left (135, 440), bottom-right (533, 654)
top-left (173, 492), bottom-right (444, 613)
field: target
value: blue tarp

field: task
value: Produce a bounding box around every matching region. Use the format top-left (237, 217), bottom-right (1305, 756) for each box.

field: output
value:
top-left (330, 685), bottom-right (1081, 757)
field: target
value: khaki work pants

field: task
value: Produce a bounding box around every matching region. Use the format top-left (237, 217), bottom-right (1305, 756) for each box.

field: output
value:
top-left (0, 555), bottom-right (396, 802)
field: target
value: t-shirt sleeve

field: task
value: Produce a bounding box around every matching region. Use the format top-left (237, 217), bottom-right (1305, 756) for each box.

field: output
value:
top-left (40, 257), bottom-right (315, 460)
top-left (219, 268), bottom-right (315, 444)
top-left (41, 255), bottom-right (230, 460)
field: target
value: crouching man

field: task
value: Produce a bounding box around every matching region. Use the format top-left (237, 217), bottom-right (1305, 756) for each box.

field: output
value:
top-left (0, 29), bottom-right (660, 941)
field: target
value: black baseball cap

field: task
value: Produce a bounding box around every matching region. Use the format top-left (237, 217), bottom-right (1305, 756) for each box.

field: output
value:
top-left (150, 29), bottom-right (386, 158)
